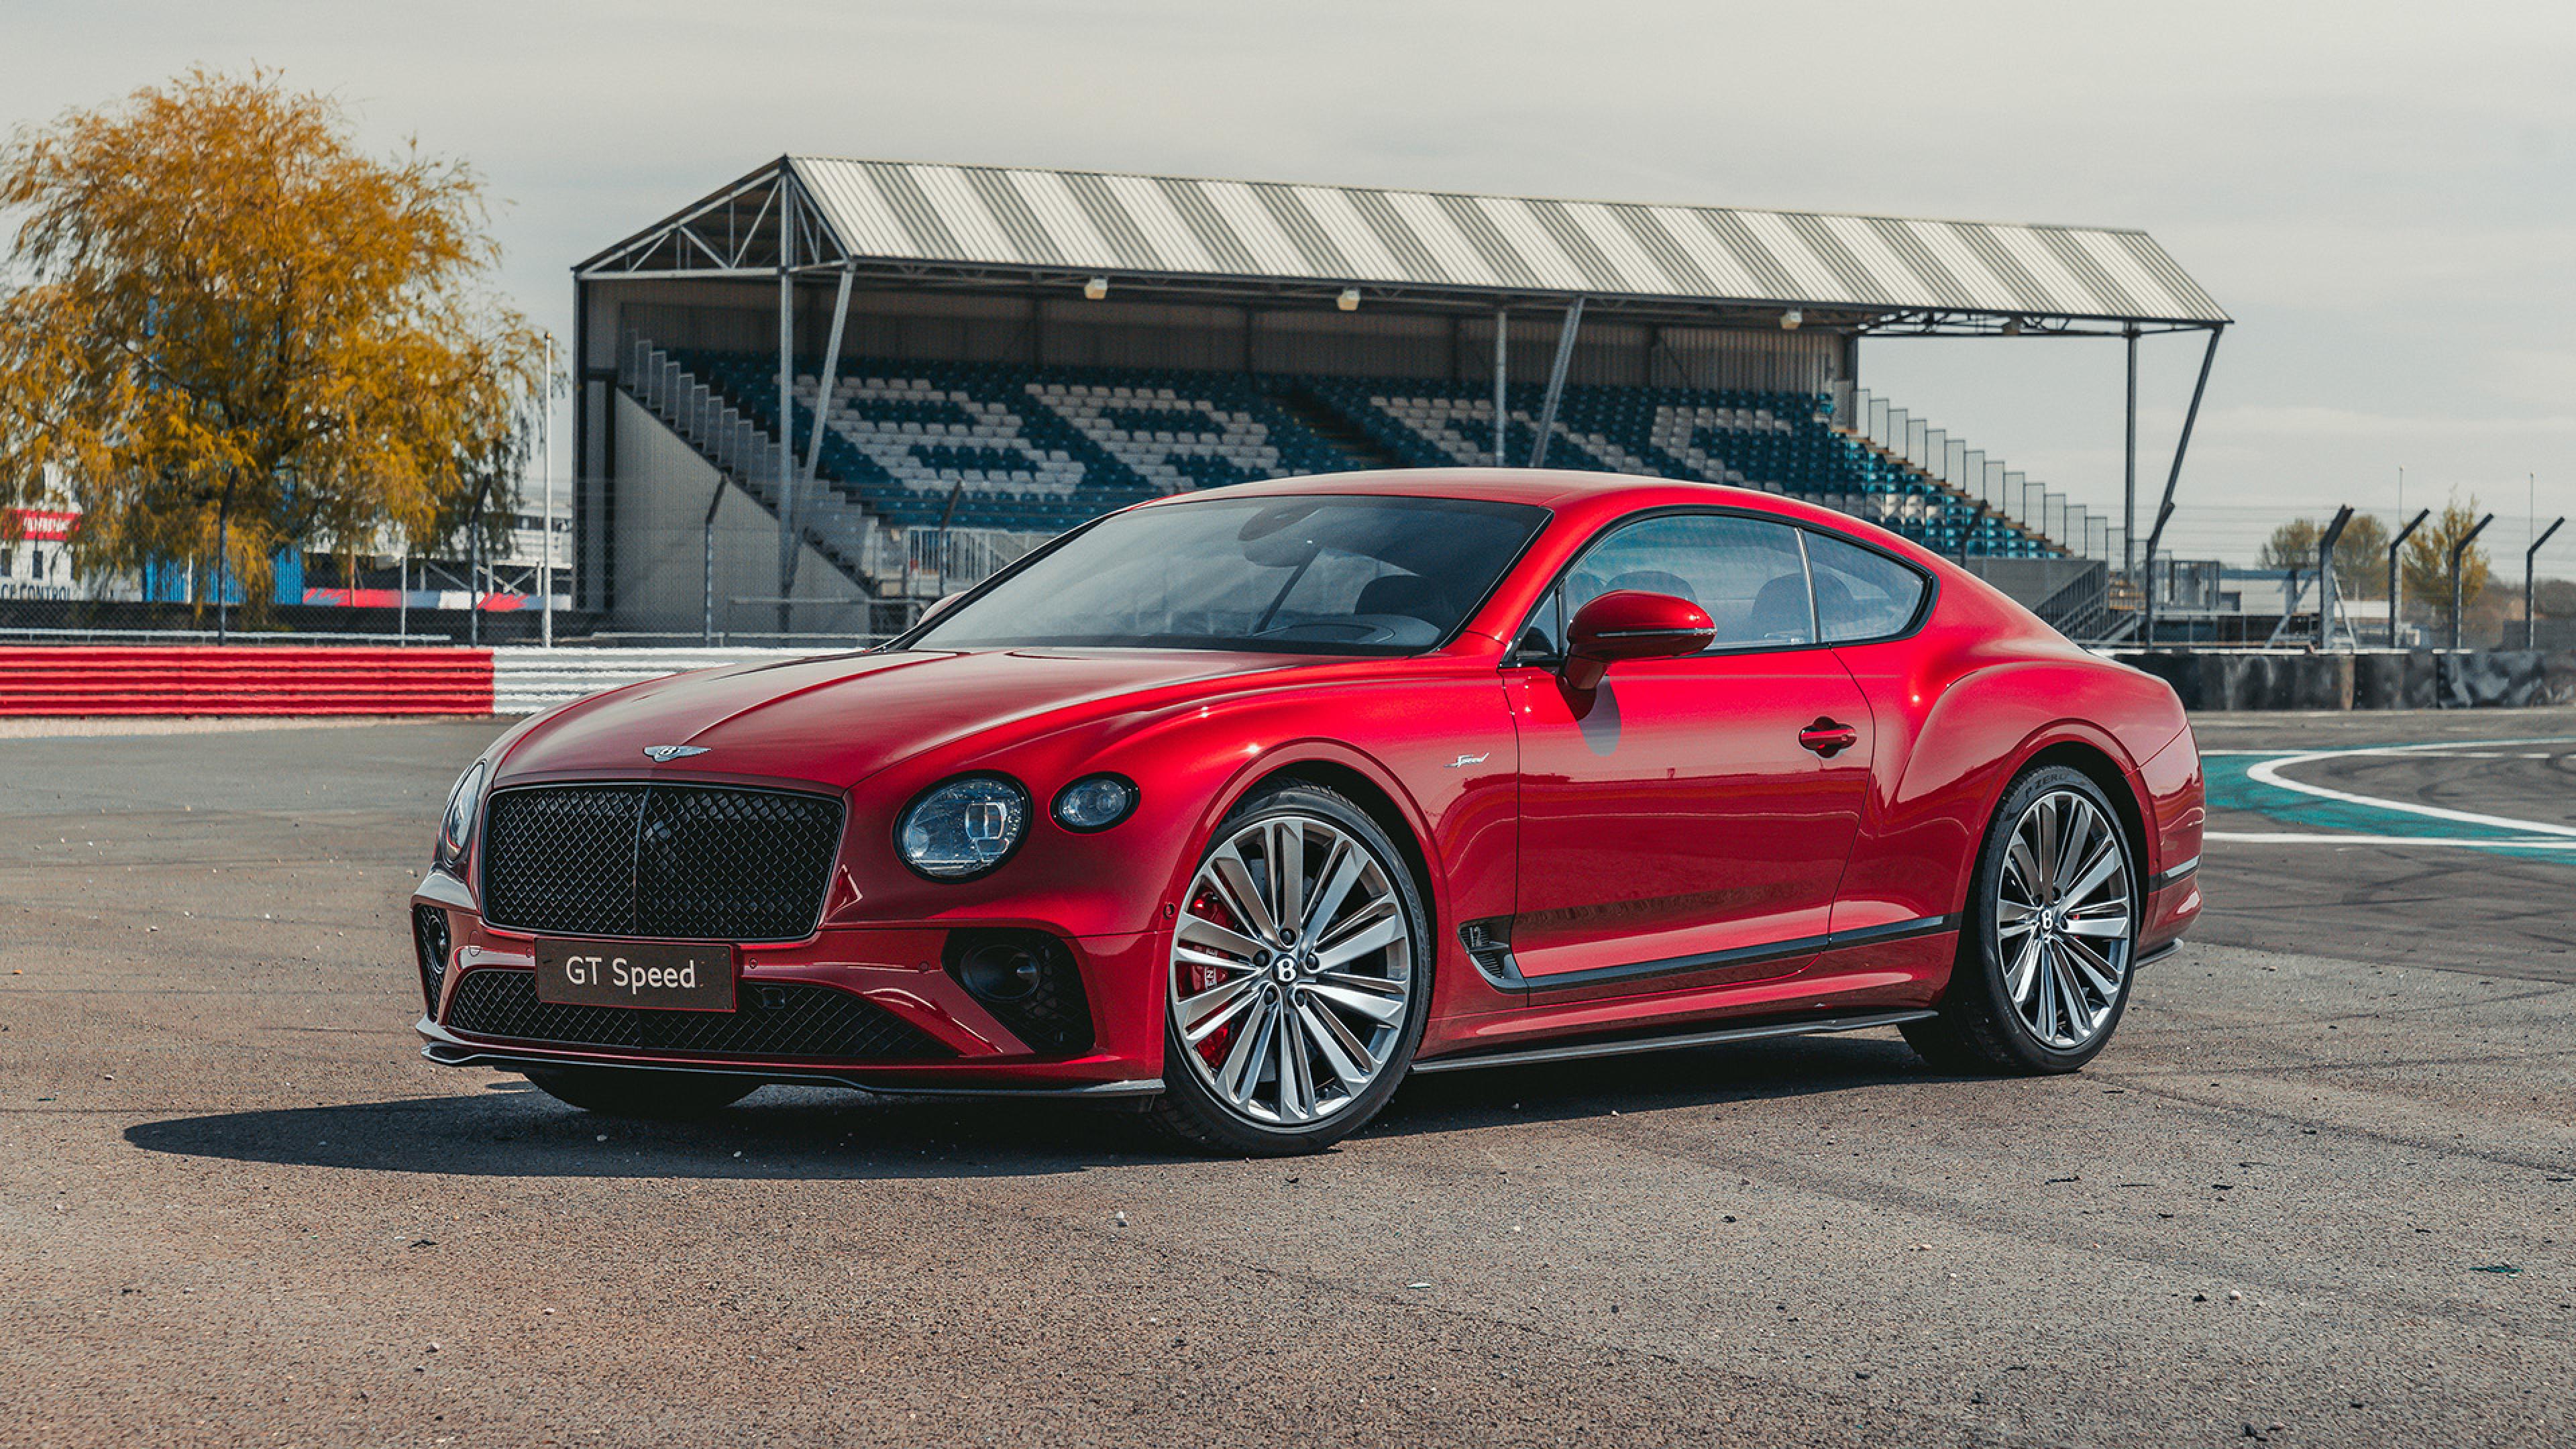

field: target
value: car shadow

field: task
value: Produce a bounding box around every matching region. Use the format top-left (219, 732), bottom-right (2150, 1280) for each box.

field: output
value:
top-left (1367, 1030), bottom-right (1972, 1138)
top-left (125, 1034), bottom-right (1980, 1175)
top-left (123, 1079), bottom-right (1182, 1181)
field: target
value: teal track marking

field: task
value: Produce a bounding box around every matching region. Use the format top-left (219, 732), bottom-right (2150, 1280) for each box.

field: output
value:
top-left (2203, 739), bottom-right (2576, 865)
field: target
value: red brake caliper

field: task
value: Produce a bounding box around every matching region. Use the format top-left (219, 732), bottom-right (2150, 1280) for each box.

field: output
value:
top-left (1184, 885), bottom-right (1242, 1069)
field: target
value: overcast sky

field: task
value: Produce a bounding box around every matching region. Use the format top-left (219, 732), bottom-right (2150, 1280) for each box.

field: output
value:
top-left (9, 0), bottom-right (2575, 568)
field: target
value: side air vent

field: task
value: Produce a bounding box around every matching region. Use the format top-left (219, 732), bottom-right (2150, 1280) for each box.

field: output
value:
top-left (413, 904), bottom-right (451, 1015)
top-left (1458, 918), bottom-right (1525, 989)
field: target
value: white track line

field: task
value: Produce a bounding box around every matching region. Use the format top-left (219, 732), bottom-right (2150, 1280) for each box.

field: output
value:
top-left (2240, 737), bottom-right (2576, 841)
top-left (2205, 831), bottom-right (2576, 849)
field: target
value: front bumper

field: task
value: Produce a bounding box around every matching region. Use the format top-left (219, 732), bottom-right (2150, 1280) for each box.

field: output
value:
top-left (411, 871), bottom-right (1170, 1093)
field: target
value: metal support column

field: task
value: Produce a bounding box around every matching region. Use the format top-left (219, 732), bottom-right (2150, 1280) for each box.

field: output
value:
top-left (1491, 310), bottom-right (1507, 466)
top-left (2315, 505), bottom-right (2353, 649)
top-left (801, 263), bottom-right (856, 504)
top-left (540, 330), bottom-right (555, 648)
top-left (2138, 325), bottom-right (2222, 647)
top-left (774, 170), bottom-right (799, 636)
top-left (2387, 508), bottom-right (2430, 647)
top-left (2451, 513), bottom-right (2495, 649)
top-left (702, 472), bottom-right (726, 645)
top-left (1529, 297), bottom-right (1584, 468)
top-left (2528, 517), bottom-right (2565, 649)
top-left (2122, 327), bottom-right (2139, 580)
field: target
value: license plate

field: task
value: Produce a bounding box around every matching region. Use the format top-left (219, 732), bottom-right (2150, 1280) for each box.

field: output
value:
top-left (534, 938), bottom-right (736, 1012)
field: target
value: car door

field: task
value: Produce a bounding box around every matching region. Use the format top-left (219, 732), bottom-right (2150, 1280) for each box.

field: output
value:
top-left (1504, 511), bottom-right (1875, 988)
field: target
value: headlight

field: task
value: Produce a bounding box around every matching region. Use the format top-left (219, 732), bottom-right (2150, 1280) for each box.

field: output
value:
top-left (436, 760), bottom-right (487, 871)
top-left (1052, 774), bottom-right (1138, 833)
top-left (897, 774), bottom-right (1029, 880)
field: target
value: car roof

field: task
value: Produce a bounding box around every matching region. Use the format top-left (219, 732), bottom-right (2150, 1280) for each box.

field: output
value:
top-left (1134, 467), bottom-right (1770, 511)
top-left (1128, 468), bottom-right (1926, 553)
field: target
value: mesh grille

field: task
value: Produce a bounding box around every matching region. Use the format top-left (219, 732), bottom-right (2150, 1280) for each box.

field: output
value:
top-left (481, 784), bottom-right (843, 941)
top-left (443, 969), bottom-right (953, 1061)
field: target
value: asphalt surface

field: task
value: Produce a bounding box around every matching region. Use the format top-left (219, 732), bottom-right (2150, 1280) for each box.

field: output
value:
top-left (5, 712), bottom-right (2575, 1448)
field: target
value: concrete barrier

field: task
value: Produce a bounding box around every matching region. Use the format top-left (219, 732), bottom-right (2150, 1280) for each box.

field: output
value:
top-left (0, 645), bottom-right (824, 718)
top-left (490, 647), bottom-right (820, 714)
top-left (2110, 649), bottom-right (2576, 710)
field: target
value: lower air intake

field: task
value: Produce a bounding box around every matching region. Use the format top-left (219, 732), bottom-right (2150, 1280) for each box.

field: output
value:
top-left (443, 969), bottom-right (953, 1061)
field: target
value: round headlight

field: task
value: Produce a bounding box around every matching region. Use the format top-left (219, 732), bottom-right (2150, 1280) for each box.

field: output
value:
top-left (437, 761), bottom-right (487, 869)
top-left (1053, 774), bottom-right (1138, 833)
top-left (897, 775), bottom-right (1030, 880)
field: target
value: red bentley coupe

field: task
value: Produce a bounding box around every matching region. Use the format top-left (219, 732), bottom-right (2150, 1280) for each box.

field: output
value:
top-left (412, 470), bottom-right (2201, 1154)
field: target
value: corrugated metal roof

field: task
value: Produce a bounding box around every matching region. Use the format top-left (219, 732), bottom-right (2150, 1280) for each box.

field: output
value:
top-left (785, 157), bottom-right (2225, 324)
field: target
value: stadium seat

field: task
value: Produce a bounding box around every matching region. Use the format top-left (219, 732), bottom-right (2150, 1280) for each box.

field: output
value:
top-left (658, 347), bottom-right (2061, 560)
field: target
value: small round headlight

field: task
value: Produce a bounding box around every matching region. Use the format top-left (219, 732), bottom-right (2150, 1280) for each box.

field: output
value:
top-left (436, 761), bottom-right (487, 870)
top-left (898, 775), bottom-right (1030, 880)
top-left (1053, 774), bottom-right (1138, 833)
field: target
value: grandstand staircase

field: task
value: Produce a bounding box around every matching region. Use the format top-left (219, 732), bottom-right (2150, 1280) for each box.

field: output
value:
top-left (1828, 425), bottom-right (2053, 561)
top-left (620, 339), bottom-right (900, 596)
top-left (1274, 387), bottom-right (1410, 471)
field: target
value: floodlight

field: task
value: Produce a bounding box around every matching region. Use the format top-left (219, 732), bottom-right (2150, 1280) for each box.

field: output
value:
top-left (1083, 276), bottom-right (1109, 301)
top-left (1337, 287), bottom-right (1361, 311)
top-left (1779, 309), bottom-right (1803, 331)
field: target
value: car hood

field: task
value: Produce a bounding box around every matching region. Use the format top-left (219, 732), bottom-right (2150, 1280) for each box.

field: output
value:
top-left (493, 648), bottom-right (1311, 792)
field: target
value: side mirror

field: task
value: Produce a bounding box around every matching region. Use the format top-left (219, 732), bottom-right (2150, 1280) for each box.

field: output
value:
top-left (1562, 590), bottom-right (1715, 690)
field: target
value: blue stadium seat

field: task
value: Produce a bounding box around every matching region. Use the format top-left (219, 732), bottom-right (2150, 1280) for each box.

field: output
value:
top-left (664, 349), bottom-right (2059, 558)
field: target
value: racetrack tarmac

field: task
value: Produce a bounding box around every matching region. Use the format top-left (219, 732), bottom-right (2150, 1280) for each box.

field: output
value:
top-left (4, 714), bottom-right (2573, 1447)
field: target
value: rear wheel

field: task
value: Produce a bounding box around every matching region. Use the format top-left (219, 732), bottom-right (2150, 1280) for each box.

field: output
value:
top-left (1150, 784), bottom-right (1430, 1155)
top-left (1903, 764), bottom-right (2139, 1074)
top-left (521, 1065), bottom-right (759, 1118)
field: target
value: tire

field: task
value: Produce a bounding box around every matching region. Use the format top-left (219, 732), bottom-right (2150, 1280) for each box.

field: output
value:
top-left (521, 1065), bottom-right (759, 1118)
top-left (1903, 763), bottom-right (2141, 1075)
top-left (1149, 783), bottom-right (1432, 1155)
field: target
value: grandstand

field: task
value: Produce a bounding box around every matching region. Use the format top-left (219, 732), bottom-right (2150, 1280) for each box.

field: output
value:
top-left (574, 158), bottom-right (2225, 638)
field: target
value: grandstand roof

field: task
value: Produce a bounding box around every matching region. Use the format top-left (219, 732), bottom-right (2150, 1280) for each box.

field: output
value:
top-left (578, 156), bottom-right (2226, 334)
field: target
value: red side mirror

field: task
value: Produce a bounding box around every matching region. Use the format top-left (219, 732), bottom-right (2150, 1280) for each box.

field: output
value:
top-left (1563, 590), bottom-right (1716, 690)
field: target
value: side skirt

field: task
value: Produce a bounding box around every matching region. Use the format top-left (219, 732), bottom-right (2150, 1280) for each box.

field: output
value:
top-left (1407, 1008), bottom-right (1936, 1076)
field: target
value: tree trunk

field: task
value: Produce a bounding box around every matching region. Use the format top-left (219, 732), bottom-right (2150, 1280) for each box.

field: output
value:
top-left (215, 489), bottom-right (231, 644)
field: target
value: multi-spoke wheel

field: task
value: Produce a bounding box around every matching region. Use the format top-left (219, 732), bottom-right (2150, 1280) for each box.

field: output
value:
top-left (1903, 763), bottom-right (2140, 1073)
top-left (1152, 784), bottom-right (1428, 1154)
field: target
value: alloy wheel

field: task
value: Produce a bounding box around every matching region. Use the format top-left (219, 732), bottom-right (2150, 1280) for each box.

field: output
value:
top-left (1167, 813), bottom-right (1415, 1128)
top-left (1994, 788), bottom-right (2134, 1051)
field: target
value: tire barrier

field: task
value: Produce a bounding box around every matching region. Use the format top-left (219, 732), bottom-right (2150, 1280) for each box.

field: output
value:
top-left (0, 645), bottom-right (494, 716)
top-left (2110, 649), bottom-right (2576, 711)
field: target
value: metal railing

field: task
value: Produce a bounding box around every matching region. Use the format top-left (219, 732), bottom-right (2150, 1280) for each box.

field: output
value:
top-left (1832, 382), bottom-right (2120, 566)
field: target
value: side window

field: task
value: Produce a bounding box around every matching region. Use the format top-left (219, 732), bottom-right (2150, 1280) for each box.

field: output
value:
top-left (1538, 513), bottom-right (1815, 653)
top-left (1805, 529), bottom-right (1929, 642)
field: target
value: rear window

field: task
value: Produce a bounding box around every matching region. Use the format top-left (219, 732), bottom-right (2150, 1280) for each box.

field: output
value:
top-left (1805, 530), bottom-right (1929, 641)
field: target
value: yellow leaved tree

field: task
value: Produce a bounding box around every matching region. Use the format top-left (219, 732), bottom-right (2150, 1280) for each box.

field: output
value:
top-left (0, 68), bottom-right (541, 616)
top-left (2401, 492), bottom-right (2493, 619)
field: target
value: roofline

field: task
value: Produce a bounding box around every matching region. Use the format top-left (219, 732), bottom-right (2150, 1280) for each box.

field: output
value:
top-left (572, 156), bottom-right (2231, 330)
top-left (780, 152), bottom-right (2177, 244)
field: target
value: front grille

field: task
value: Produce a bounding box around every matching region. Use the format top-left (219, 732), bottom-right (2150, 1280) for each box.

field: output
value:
top-left (480, 783), bottom-right (843, 941)
top-left (443, 969), bottom-right (953, 1061)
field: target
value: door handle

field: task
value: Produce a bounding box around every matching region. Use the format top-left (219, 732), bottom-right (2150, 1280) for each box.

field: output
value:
top-left (1798, 717), bottom-right (1860, 758)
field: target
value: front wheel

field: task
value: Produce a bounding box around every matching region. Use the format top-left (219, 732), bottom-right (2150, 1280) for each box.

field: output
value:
top-left (1150, 784), bottom-right (1430, 1155)
top-left (521, 1065), bottom-right (759, 1118)
top-left (1904, 764), bottom-right (2140, 1074)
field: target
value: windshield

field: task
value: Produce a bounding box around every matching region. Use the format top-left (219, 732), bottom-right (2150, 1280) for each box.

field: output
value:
top-left (911, 494), bottom-right (1549, 654)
